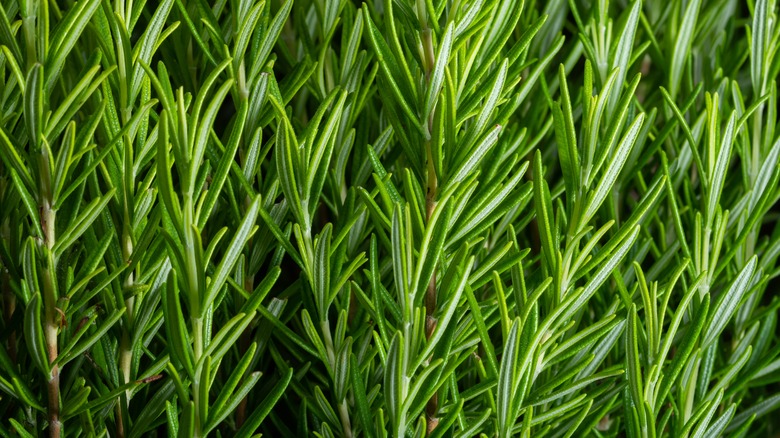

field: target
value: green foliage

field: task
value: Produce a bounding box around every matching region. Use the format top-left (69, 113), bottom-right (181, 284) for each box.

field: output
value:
top-left (0, 0), bottom-right (779, 436)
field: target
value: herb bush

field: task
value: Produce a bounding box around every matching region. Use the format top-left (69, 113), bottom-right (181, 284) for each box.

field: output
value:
top-left (0, 0), bottom-right (779, 436)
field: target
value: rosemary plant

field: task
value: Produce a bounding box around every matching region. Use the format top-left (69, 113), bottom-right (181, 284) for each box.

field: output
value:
top-left (0, 0), bottom-right (779, 436)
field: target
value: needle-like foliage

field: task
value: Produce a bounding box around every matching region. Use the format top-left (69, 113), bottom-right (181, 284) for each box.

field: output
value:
top-left (0, 0), bottom-right (779, 436)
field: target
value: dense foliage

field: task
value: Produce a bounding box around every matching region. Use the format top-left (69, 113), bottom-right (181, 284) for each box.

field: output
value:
top-left (0, 0), bottom-right (779, 436)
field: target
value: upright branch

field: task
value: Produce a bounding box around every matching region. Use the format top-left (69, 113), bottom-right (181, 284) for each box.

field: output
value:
top-left (418, 1), bottom-right (440, 432)
top-left (422, 23), bottom-right (439, 340)
top-left (36, 90), bottom-right (61, 438)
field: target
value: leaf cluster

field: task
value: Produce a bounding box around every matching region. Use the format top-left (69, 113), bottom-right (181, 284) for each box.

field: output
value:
top-left (0, 0), bottom-right (779, 436)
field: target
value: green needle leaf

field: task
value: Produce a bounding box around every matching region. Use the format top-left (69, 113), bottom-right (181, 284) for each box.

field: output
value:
top-left (202, 196), bottom-right (261, 315)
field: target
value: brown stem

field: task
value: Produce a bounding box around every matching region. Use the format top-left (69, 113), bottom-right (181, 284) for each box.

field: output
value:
top-left (47, 367), bottom-right (61, 437)
top-left (44, 267), bottom-right (61, 438)
top-left (425, 392), bottom-right (440, 434)
top-left (424, 122), bottom-right (438, 333)
top-left (421, 15), bottom-right (441, 432)
top-left (424, 128), bottom-right (439, 434)
top-left (39, 194), bottom-right (61, 438)
top-left (424, 168), bottom-right (437, 330)
top-left (424, 183), bottom-right (439, 433)
top-left (115, 404), bottom-right (126, 438)
top-left (425, 272), bottom-right (437, 338)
